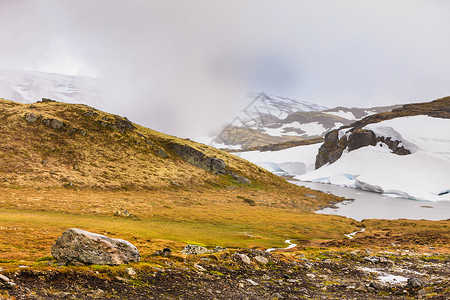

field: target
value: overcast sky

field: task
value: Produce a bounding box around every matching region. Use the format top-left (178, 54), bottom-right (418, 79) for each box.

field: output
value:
top-left (0, 0), bottom-right (449, 137)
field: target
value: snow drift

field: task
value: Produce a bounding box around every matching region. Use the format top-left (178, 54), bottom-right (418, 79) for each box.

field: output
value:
top-left (298, 116), bottom-right (450, 201)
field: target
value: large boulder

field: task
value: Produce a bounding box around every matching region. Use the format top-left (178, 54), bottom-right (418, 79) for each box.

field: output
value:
top-left (171, 143), bottom-right (226, 175)
top-left (51, 228), bottom-right (140, 266)
top-left (347, 129), bottom-right (377, 151)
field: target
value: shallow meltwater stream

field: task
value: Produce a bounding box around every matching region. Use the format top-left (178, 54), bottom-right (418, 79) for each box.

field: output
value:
top-left (292, 181), bottom-right (450, 221)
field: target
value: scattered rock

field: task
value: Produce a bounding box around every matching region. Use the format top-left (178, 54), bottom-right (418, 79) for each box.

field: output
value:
top-left (209, 246), bottom-right (225, 253)
top-left (41, 98), bottom-right (57, 103)
top-left (125, 267), bottom-right (136, 277)
top-left (234, 253), bottom-right (251, 264)
top-left (407, 277), bottom-right (422, 288)
top-left (171, 143), bottom-right (226, 175)
top-left (42, 118), bottom-right (64, 129)
top-left (115, 209), bottom-right (134, 218)
top-left (154, 146), bottom-right (168, 158)
top-left (181, 244), bottom-right (208, 255)
top-left (194, 264), bottom-right (206, 271)
top-left (51, 228), bottom-right (140, 265)
top-left (364, 256), bottom-right (380, 263)
top-left (24, 113), bottom-right (38, 123)
top-left (369, 281), bottom-right (381, 290)
top-left (0, 274), bottom-right (11, 282)
top-left (229, 172), bottom-right (251, 184)
top-left (418, 288), bottom-right (427, 296)
top-left (115, 276), bottom-right (129, 283)
top-left (254, 255), bottom-right (269, 264)
top-left (246, 279), bottom-right (259, 286)
top-left (154, 248), bottom-right (172, 257)
top-left (89, 289), bottom-right (106, 299)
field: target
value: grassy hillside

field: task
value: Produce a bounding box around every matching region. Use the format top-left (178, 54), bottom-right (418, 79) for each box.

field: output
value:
top-left (0, 98), bottom-right (326, 201)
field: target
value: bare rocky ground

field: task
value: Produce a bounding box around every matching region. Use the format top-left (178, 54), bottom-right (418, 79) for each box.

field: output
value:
top-left (1, 246), bottom-right (448, 299)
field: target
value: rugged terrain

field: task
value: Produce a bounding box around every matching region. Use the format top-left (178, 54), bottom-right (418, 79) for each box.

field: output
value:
top-left (212, 92), bottom-right (399, 150)
top-left (1, 219), bottom-right (449, 299)
top-left (316, 96), bottom-right (450, 168)
top-left (0, 97), bottom-right (449, 299)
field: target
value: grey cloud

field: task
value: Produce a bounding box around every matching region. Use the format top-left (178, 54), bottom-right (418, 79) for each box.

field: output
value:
top-left (0, 0), bottom-right (449, 136)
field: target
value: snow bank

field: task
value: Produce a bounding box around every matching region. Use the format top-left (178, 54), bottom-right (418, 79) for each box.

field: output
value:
top-left (298, 116), bottom-right (450, 201)
top-left (233, 143), bottom-right (321, 176)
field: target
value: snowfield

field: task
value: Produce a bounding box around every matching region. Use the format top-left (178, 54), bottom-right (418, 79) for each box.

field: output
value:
top-left (298, 116), bottom-right (450, 201)
top-left (233, 143), bottom-right (321, 176)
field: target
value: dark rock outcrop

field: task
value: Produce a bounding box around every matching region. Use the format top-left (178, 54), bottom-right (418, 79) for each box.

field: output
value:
top-left (316, 128), bottom-right (411, 169)
top-left (347, 129), bottom-right (377, 151)
top-left (51, 228), bottom-right (140, 266)
top-left (171, 144), bottom-right (226, 175)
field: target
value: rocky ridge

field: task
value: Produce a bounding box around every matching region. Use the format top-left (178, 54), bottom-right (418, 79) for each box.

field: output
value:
top-left (315, 96), bottom-right (450, 169)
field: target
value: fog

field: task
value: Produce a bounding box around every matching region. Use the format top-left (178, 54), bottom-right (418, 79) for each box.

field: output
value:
top-left (0, 0), bottom-right (449, 137)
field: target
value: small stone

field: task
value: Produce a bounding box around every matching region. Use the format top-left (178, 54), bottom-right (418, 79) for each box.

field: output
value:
top-left (246, 279), bottom-right (259, 286)
top-left (115, 276), bottom-right (129, 283)
top-left (254, 255), bottom-right (268, 264)
top-left (0, 274), bottom-right (11, 282)
top-left (115, 209), bottom-right (134, 218)
top-left (25, 113), bottom-right (38, 122)
top-left (262, 274), bottom-right (271, 280)
top-left (125, 268), bottom-right (136, 276)
top-left (273, 293), bottom-right (283, 299)
top-left (364, 256), bottom-right (379, 263)
top-left (194, 264), bottom-right (206, 271)
top-left (418, 288), bottom-right (426, 295)
top-left (238, 283), bottom-right (244, 288)
top-left (235, 253), bottom-right (251, 264)
top-left (407, 278), bottom-right (422, 288)
top-left (90, 289), bottom-right (105, 299)
top-left (369, 281), bottom-right (381, 290)
top-left (181, 244), bottom-right (208, 255)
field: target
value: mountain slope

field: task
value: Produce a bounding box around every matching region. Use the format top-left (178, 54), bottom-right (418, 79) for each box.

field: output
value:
top-left (0, 98), bottom-right (341, 209)
top-left (212, 92), bottom-right (399, 150)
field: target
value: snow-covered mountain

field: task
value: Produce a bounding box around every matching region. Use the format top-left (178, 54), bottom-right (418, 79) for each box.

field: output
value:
top-left (0, 69), bottom-right (100, 106)
top-left (299, 114), bottom-right (450, 201)
top-left (212, 92), bottom-right (399, 150)
top-left (234, 97), bottom-right (450, 201)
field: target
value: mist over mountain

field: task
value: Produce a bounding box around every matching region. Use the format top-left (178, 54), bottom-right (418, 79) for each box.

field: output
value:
top-left (211, 92), bottom-right (399, 150)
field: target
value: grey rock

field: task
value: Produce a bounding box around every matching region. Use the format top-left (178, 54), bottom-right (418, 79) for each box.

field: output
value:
top-left (125, 267), bottom-right (136, 276)
top-left (254, 255), bottom-right (269, 264)
top-left (181, 244), bottom-right (208, 255)
top-left (347, 129), bottom-right (377, 151)
top-left (369, 281), bottom-right (381, 290)
top-left (24, 113), bottom-right (38, 123)
top-left (51, 228), bottom-right (140, 265)
top-left (115, 209), bottom-right (134, 218)
top-left (246, 279), bottom-right (259, 286)
top-left (171, 143), bottom-right (227, 175)
top-left (364, 256), bottom-right (380, 263)
top-left (407, 277), bottom-right (422, 288)
top-left (154, 146), bottom-right (168, 158)
top-left (230, 172), bottom-right (251, 184)
top-left (43, 118), bottom-right (64, 129)
top-left (41, 98), bottom-right (57, 102)
top-left (235, 253), bottom-right (251, 264)
top-left (0, 274), bottom-right (11, 282)
top-left (154, 248), bottom-right (172, 257)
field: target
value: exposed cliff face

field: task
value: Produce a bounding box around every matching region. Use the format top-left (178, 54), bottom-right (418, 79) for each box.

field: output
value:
top-left (316, 129), bottom-right (411, 169)
top-left (315, 96), bottom-right (450, 169)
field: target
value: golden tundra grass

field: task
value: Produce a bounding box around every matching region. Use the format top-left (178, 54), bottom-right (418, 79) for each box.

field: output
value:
top-left (0, 188), bottom-right (358, 264)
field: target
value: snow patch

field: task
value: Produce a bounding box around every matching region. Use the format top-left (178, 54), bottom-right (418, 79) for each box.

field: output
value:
top-left (298, 116), bottom-right (450, 201)
top-left (324, 110), bottom-right (356, 120)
